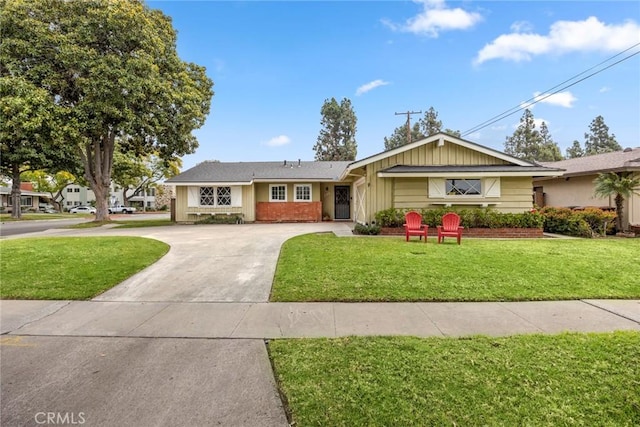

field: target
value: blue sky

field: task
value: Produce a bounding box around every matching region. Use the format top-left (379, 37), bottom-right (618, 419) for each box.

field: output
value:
top-left (148, 0), bottom-right (640, 170)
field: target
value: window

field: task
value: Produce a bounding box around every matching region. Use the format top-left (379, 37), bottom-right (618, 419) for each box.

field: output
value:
top-left (67, 188), bottom-right (73, 193)
top-left (148, 188), bottom-right (156, 197)
top-left (20, 196), bottom-right (32, 207)
top-left (74, 188), bottom-right (80, 193)
top-left (67, 201), bottom-right (73, 206)
top-left (294, 184), bottom-right (312, 201)
top-left (217, 187), bottom-right (231, 206)
top-left (269, 184), bottom-right (287, 202)
top-left (446, 179), bottom-right (481, 196)
top-left (200, 187), bottom-right (215, 206)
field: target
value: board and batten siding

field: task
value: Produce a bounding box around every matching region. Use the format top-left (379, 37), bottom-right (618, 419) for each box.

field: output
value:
top-left (360, 142), bottom-right (530, 223)
top-left (392, 177), bottom-right (534, 212)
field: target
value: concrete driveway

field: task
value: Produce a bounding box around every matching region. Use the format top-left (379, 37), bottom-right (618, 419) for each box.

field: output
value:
top-left (2, 222), bottom-right (352, 427)
top-left (89, 222), bottom-right (352, 302)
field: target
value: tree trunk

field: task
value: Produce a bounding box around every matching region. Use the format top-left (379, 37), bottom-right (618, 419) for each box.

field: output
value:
top-left (80, 131), bottom-right (116, 222)
top-left (10, 164), bottom-right (22, 219)
top-left (615, 193), bottom-right (624, 231)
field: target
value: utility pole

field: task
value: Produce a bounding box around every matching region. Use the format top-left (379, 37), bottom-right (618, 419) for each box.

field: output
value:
top-left (395, 110), bottom-right (422, 144)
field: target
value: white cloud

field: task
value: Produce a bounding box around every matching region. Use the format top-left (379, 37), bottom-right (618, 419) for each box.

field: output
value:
top-left (510, 21), bottom-right (533, 33)
top-left (263, 135), bottom-right (291, 147)
top-left (491, 124), bottom-right (507, 131)
top-left (356, 79), bottom-right (390, 96)
top-left (520, 91), bottom-right (577, 109)
top-left (382, 0), bottom-right (482, 38)
top-left (475, 16), bottom-right (640, 64)
top-left (599, 86), bottom-right (611, 93)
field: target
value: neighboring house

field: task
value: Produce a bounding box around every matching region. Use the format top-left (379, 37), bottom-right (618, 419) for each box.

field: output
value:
top-left (62, 183), bottom-right (161, 210)
top-left (167, 133), bottom-right (564, 223)
top-left (535, 148), bottom-right (640, 230)
top-left (0, 183), bottom-right (50, 212)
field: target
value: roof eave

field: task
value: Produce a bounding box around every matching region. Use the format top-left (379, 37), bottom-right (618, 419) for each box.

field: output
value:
top-left (378, 170), bottom-right (563, 178)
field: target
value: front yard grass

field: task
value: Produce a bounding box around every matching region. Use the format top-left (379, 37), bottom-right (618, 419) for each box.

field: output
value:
top-left (271, 234), bottom-right (640, 302)
top-left (0, 237), bottom-right (169, 299)
top-left (269, 332), bottom-right (640, 426)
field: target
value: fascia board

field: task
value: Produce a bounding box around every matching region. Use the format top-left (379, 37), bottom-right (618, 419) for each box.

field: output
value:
top-left (378, 171), bottom-right (563, 178)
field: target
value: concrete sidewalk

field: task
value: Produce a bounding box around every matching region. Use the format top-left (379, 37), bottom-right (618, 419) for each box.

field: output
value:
top-left (3, 299), bottom-right (639, 339)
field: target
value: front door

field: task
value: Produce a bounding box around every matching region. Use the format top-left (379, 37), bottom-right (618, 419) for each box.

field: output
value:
top-left (334, 186), bottom-right (350, 220)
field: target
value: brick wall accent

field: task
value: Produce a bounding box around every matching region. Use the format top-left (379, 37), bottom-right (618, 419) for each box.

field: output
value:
top-left (380, 227), bottom-right (543, 238)
top-left (256, 201), bottom-right (322, 222)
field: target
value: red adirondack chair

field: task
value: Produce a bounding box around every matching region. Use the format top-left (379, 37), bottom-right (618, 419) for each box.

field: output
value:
top-left (437, 212), bottom-right (464, 244)
top-left (404, 211), bottom-right (428, 242)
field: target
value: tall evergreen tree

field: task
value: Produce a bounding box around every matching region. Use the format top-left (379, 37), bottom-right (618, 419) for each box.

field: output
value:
top-left (383, 122), bottom-right (422, 151)
top-left (504, 110), bottom-right (562, 162)
top-left (566, 140), bottom-right (585, 159)
top-left (538, 122), bottom-right (563, 161)
top-left (418, 107), bottom-right (442, 137)
top-left (313, 97), bottom-right (358, 161)
top-left (584, 115), bottom-right (621, 155)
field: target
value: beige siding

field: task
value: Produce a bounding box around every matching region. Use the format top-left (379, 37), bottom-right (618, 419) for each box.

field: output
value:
top-left (389, 177), bottom-right (533, 216)
top-left (174, 185), bottom-right (252, 223)
top-left (362, 142), bottom-right (527, 223)
top-left (537, 172), bottom-right (640, 229)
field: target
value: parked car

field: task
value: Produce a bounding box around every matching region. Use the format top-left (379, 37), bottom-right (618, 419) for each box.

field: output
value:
top-left (69, 206), bottom-right (96, 214)
top-left (108, 205), bottom-right (136, 214)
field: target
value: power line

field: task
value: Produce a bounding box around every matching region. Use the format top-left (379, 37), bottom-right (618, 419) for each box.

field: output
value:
top-left (461, 43), bottom-right (640, 137)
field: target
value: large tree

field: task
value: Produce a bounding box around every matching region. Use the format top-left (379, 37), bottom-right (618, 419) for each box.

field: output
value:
top-left (504, 109), bottom-right (562, 162)
top-left (1, 0), bottom-right (213, 221)
top-left (0, 76), bottom-right (64, 218)
top-left (313, 97), bottom-right (357, 161)
top-left (21, 170), bottom-right (77, 212)
top-left (538, 122), bottom-right (563, 161)
top-left (565, 140), bottom-right (585, 159)
top-left (594, 172), bottom-right (640, 231)
top-left (383, 122), bottom-right (422, 151)
top-left (584, 115), bottom-right (622, 155)
top-left (112, 150), bottom-right (181, 210)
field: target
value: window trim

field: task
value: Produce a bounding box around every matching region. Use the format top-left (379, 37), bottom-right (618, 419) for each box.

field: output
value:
top-left (269, 184), bottom-right (287, 202)
top-left (445, 178), bottom-right (482, 197)
top-left (293, 184), bottom-right (312, 202)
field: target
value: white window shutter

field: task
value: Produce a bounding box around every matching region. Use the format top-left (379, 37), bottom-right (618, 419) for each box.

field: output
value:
top-left (428, 178), bottom-right (445, 198)
top-left (484, 178), bottom-right (501, 197)
top-left (231, 186), bottom-right (242, 207)
top-left (187, 187), bottom-right (199, 207)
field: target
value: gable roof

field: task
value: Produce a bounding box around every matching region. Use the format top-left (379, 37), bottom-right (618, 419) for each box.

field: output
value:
top-left (341, 132), bottom-right (561, 179)
top-left (539, 148), bottom-right (640, 177)
top-left (166, 160), bottom-right (350, 185)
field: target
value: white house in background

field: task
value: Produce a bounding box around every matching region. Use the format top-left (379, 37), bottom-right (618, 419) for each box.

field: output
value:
top-left (62, 184), bottom-right (160, 210)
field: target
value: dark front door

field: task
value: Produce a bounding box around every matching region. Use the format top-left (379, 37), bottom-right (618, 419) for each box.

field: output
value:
top-left (334, 186), bottom-right (350, 220)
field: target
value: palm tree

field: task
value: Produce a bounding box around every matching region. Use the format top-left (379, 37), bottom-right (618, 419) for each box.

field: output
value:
top-left (593, 172), bottom-right (640, 231)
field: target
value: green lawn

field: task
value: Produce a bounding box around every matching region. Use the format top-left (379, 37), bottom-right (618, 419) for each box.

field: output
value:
top-left (271, 234), bottom-right (640, 302)
top-left (0, 237), bottom-right (169, 299)
top-left (64, 219), bottom-right (174, 229)
top-left (0, 213), bottom-right (83, 221)
top-left (269, 332), bottom-right (640, 426)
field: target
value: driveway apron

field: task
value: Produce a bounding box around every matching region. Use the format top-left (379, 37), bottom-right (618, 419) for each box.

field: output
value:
top-left (91, 222), bottom-right (351, 302)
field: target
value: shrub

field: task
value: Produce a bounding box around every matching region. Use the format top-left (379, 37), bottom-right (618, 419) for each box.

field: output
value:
top-left (375, 207), bottom-right (544, 229)
top-left (539, 207), bottom-right (616, 238)
top-left (374, 208), bottom-right (406, 227)
top-left (353, 223), bottom-right (381, 235)
top-left (195, 214), bottom-right (243, 224)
